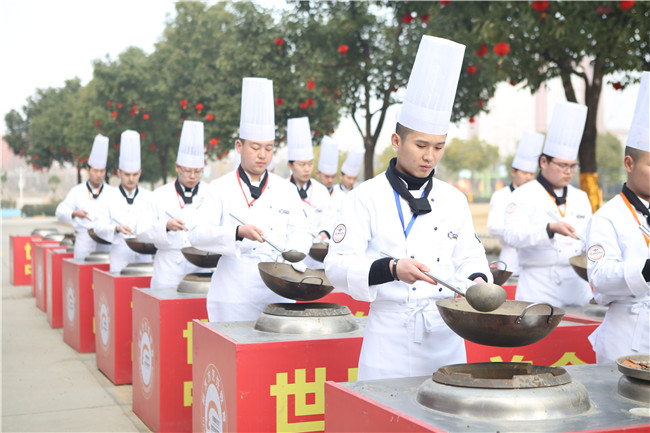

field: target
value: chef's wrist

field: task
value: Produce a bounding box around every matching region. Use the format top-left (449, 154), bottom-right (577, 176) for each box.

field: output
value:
top-left (468, 272), bottom-right (487, 283)
top-left (235, 226), bottom-right (243, 242)
top-left (546, 223), bottom-right (555, 239)
top-left (368, 257), bottom-right (393, 286)
top-left (643, 259), bottom-right (650, 282)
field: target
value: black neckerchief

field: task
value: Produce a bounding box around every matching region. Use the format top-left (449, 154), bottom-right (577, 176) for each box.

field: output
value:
top-left (238, 165), bottom-right (268, 199)
top-left (119, 185), bottom-right (139, 205)
top-left (509, 183), bottom-right (515, 192)
top-left (327, 186), bottom-right (333, 195)
top-left (622, 183), bottom-right (650, 225)
top-left (385, 158), bottom-right (434, 215)
top-left (537, 173), bottom-right (567, 206)
top-left (290, 176), bottom-right (311, 200)
top-left (175, 179), bottom-right (199, 204)
top-left (86, 181), bottom-right (104, 199)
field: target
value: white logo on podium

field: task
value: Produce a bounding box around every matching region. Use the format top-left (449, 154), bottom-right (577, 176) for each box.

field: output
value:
top-left (66, 285), bottom-right (75, 323)
top-left (138, 319), bottom-right (154, 399)
top-left (202, 363), bottom-right (227, 433)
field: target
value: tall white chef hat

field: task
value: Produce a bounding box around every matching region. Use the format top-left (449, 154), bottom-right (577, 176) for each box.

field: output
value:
top-left (318, 135), bottom-right (339, 175)
top-left (543, 102), bottom-right (588, 161)
top-left (398, 35), bottom-right (466, 135)
top-left (626, 71), bottom-right (649, 153)
top-left (119, 130), bottom-right (141, 172)
top-left (88, 134), bottom-right (109, 169)
top-left (287, 117), bottom-right (313, 161)
top-left (176, 120), bottom-right (205, 169)
top-left (240, 77), bottom-right (275, 141)
top-left (512, 131), bottom-right (544, 173)
top-left (341, 147), bottom-right (365, 177)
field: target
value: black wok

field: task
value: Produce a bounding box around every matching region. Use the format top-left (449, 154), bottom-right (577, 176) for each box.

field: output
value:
top-left (88, 228), bottom-right (111, 245)
top-left (181, 247), bottom-right (220, 268)
top-left (126, 238), bottom-right (157, 255)
top-left (258, 262), bottom-right (334, 301)
top-left (308, 243), bottom-right (328, 263)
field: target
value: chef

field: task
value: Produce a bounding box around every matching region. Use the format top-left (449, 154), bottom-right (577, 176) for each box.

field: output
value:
top-left (332, 147), bottom-right (365, 199)
top-left (316, 135), bottom-right (339, 195)
top-left (503, 102), bottom-right (593, 307)
top-left (136, 121), bottom-right (209, 289)
top-left (586, 71), bottom-right (650, 363)
top-left (487, 131), bottom-right (544, 275)
top-left (189, 77), bottom-right (312, 322)
top-left (325, 36), bottom-right (491, 381)
top-left (94, 130), bottom-right (153, 273)
top-left (56, 134), bottom-right (112, 260)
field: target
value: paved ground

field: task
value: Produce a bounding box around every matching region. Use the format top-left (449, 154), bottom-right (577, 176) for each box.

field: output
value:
top-left (1, 217), bottom-right (149, 432)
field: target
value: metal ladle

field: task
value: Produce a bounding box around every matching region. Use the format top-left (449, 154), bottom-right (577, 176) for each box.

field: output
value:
top-left (229, 213), bottom-right (306, 263)
top-left (424, 271), bottom-right (507, 313)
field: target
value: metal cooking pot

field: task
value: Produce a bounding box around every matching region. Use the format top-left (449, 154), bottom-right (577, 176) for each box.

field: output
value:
top-left (60, 238), bottom-right (74, 246)
top-left (120, 263), bottom-right (154, 276)
top-left (181, 247), bottom-right (220, 268)
top-left (258, 262), bottom-right (334, 301)
top-left (88, 229), bottom-right (111, 245)
top-left (31, 228), bottom-right (58, 236)
top-left (489, 261), bottom-right (513, 286)
top-left (125, 238), bottom-right (157, 255)
top-left (84, 252), bottom-right (110, 263)
top-left (436, 298), bottom-right (565, 347)
top-left (308, 243), bottom-right (328, 263)
top-left (569, 254), bottom-right (588, 282)
top-left (43, 234), bottom-right (65, 242)
top-left (616, 354), bottom-right (650, 382)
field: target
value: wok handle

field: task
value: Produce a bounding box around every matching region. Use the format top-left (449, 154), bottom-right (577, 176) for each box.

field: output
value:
top-left (515, 302), bottom-right (555, 324)
top-left (299, 275), bottom-right (324, 286)
top-left (489, 260), bottom-right (507, 272)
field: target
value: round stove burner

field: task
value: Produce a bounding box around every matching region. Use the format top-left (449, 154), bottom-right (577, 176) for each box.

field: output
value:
top-left (417, 362), bottom-right (591, 420)
top-left (120, 263), bottom-right (153, 276)
top-left (176, 272), bottom-right (213, 294)
top-left (618, 375), bottom-right (650, 404)
top-left (254, 303), bottom-right (359, 334)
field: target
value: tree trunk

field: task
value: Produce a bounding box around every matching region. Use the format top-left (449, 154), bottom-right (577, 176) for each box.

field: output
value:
top-left (77, 166), bottom-right (82, 184)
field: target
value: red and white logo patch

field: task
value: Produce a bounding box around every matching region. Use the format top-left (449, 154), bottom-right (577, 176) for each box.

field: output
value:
top-left (587, 244), bottom-right (605, 262)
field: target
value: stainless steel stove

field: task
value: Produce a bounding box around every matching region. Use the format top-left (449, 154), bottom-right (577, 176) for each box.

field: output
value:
top-left (254, 302), bottom-right (359, 335)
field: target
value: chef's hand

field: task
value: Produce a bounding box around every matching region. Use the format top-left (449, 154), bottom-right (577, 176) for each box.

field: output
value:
top-left (392, 258), bottom-right (436, 285)
top-left (166, 218), bottom-right (187, 232)
top-left (318, 231), bottom-right (330, 241)
top-left (237, 224), bottom-right (264, 242)
top-left (548, 221), bottom-right (580, 240)
top-left (72, 209), bottom-right (90, 220)
top-left (116, 225), bottom-right (133, 235)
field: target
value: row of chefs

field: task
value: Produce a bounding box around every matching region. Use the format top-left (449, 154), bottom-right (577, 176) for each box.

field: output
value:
top-left (56, 36), bottom-right (649, 383)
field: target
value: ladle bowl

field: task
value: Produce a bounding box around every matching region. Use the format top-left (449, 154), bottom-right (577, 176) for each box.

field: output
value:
top-left (569, 254), bottom-right (588, 282)
top-left (425, 272), bottom-right (507, 312)
top-left (489, 261), bottom-right (513, 286)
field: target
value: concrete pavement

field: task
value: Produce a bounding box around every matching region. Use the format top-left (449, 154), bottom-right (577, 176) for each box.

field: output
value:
top-left (1, 217), bottom-right (149, 432)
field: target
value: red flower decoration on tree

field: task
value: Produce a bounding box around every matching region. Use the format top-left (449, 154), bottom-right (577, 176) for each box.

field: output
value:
top-left (275, 97), bottom-right (284, 106)
top-left (300, 101), bottom-right (308, 109)
top-left (149, 144), bottom-right (156, 150)
top-left (95, 120), bottom-right (101, 127)
top-left (510, 80), bottom-right (517, 86)
top-left (180, 99), bottom-right (188, 109)
top-left (439, 1), bottom-right (451, 5)
top-left (469, 117), bottom-right (476, 124)
top-left (106, 101), bottom-right (112, 107)
top-left (132, 105), bottom-right (138, 112)
top-left (420, 13), bottom-right (431, 22)
top-left (206, 113), bottom-right (214, 121)
top-left (140, 132), bottom-right (146, 138)
top-left (306, 98), bottom-right (315, 107)
top-left (34, 155), bottom-right (39, 160)
top-left (478, 99), bottom-right (484, 108)
top-left (619, 1), bottom-right (634, 10)
top-left (532, 1), bottom-right (549, 12)
top-left (19, 150), bottom-right (24, 155)
top-left (493, 41), bottom-right (510, 57)
top-left (307, 79), bottom-right (315, 90)
top-left (209, 138), bottom-right (218, 147)
top-left (117, 103), bottom-right (123, 109)
top-left (111, 111), bottom-right (118, 119)
top-left (143, 113), bottom-right (150, 120)
top-left (466, 65), bottom-right (477, 75)
top-left (402, 13), bottom-right (413, 24)
top-left (475, 44), bottom-right (488, 57)
top-left (114, 144), bottom-right (119, 150)
top-left (274, 37), bottom-right (285, 46)
top-left (338, 44), bottom-right (349, 56)
top-left (195, 103), bottom-right (204, 114)
top-left (612, 82), bottom-right (623, 90)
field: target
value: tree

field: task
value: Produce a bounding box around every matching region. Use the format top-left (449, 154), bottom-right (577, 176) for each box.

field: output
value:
top-left (438, 136), bottom-right (500, 178)
top-left (596, 132), bottom-right (625, 187)
top-left (47, 174), bottom-right (61, 198)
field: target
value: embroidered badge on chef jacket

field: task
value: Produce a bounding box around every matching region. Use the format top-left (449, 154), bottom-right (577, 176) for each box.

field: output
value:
top-left (278, 209), bottom-right (290, 214)
top-left (506, 203), bottom-right (516, 214)
top-left (332, 224), bottom-right (346, 243)
top-left (576, 214), bottom-right (586, 219)
top-left (448, 231), bottom-right (458, 240)
top-left (587, 244), bottom-right (605, 262)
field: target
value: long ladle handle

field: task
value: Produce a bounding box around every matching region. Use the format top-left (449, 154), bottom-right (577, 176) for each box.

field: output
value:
top-left (546, 211), bottom-right (586, 243)
top-left (229, 213), bottom-right (284, 253)
top-left (423, 272), bottom-right (465, 298)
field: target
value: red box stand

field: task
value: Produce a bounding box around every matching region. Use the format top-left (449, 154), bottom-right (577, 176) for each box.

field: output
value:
top-left (35, 243), bottom-right (66, 312)
top-left (47, 249), bottom-right (74, 328)
top-left (9, 235), bottom-right (41, 286)
top-left (132, 287), bottom-right (208, 433)
top-left (93, 269), bottom-right (151, 385)
top-left (31, 240), bottom-right (59, 297)
top-left (61, 258), bottom-right (110, 353)
top-left (191, 318), bottom-right (365, 433)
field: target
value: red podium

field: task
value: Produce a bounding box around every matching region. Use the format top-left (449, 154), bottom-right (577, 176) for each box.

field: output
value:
top-left (47, 249), bottom-right (74, 328)
top-left (34, 243), bottom-right (66, 312)
top-left (61, 258), bottom-right (110, 353)
top-left (191, 319), bottom-right (365, 433)
top-left (9, 235), bottom-right (41, 286)
top-left (31, 240), bottom-right (59, 297)
top-left (93, 269), bottom-right (151, 385)
top-left (131, 287), bottom-right (208, 433)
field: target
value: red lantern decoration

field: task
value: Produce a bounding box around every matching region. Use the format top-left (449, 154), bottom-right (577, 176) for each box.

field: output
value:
top-left (106, 101), bottom-right (112, 107)
top-left (111, 111), bottom-right (118, 119)
top-left (510, 80), bottom-right (517, 86)
top-left (620, 1), bottom-right (634, 10)
top-left (195, 103), bottom-right (204, 114)
top-left (143, 113), bottom-right (150, 120)
top-left (117, 103), bottom-right (123, 109)
top-left (209, 138), bottom-right (218, 147)
top-left (307, 79), bottom-right (315, 90)
top-left (469, 117), bottom-right (475, 123)
top-left (532, 1), bottom-right (549, 12)
top-left (596, 5), bottom-right (612, 14)
top-left (275, 97), bottom-right (284, 106)
top-left (19, 150), bottom-right (24, 155)
top-left (114, 144), bottom-right (119, 150)
top-left (300, 101), bottom-right (308, 109)
top-left (478, 99), bottom-right (484, 108)
top-left (34, 155), bottom-right (39, 160)
top-left (420, 13), bottom-right (430, 22)
top-left (402, 13), bottom-right (414, 24)
top-left (180, 99), bottom-right (188, 109)
top-left (132, 105), bottom-right (138, 112)
top-left (306, 98), bottom-right (315, 107)
top-left (466, 65), bottom-right (477, 75)
top-left (149, 144), bottom-right (156, 150)
top-left (493, 41), bottom-right (510, 57)
top-left (475, 44), bottom-right (488, 57)
top-left (140, 132), bottom-right (146, 138)
top-left (95, 120), bottom-right (101, 127)
top-left (60, 147), bottom-right (65, 153)
top-left (612, 82), bottom-right (623, 90)
top-left (338, 44), bottom-right (349, 56)
top-left (206, 113), bottom-right (214, 121)
top-left (439, 0), bottom-right (451, 5)
top-left (274, 37), bottom-right (285, 46)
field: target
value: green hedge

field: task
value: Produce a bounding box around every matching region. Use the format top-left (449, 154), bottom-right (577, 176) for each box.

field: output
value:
top-left (22, 202), bottom-right (60, 217)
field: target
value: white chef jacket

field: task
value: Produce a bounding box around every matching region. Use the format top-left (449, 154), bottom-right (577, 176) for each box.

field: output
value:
top-left (503, 180), bottom-right (593, 307)
top-left (191, 171), bottom-right (312, 322)
top-left (136, 180), bottom-right (209, 289)
top-left (324, 173), bottom-right (491, 381)
top-left (55, 182), bottom-right (113, 259)
top-left (586, 192), bottom-right (650, 363)
top-left (93, 186), bottom-right (154, 273)
top-left (487, 185), bottom-right (519, 274)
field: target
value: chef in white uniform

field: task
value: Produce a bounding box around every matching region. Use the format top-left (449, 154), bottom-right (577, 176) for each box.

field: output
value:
top-left (325, 36), bottom-right (491, 381)
top-left (316, 135), bottom-right (339, 196)
top-left (487, 131), bottom-right (544, 275)
top-left (586, 71), bottom-right (650, 363)
top-left (503, 102), bottom-right (593, 307)
top-left (332, 147), bottom-right (365, 200)
top-left (94, 130), bottom-right (153, 273)
top-left (136, 121), bottom-right (208, 289)
top-left (56, 134), bottom-right (112, 260)
top-left (190, 78), bottom-right (312, 322)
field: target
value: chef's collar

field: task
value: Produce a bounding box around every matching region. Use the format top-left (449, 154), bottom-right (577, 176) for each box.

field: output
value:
top-left (175, 179), bottom-right (199, 204)
top-left (537, 173), bottom-right (567, 206)
top-left (86, 181), bottom-right (104, 199)
top-left (119, 185), bottom-right (139, 205)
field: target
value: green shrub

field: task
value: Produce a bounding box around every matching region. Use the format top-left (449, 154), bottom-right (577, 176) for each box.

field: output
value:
top-left (22, 202), bottom-right (60, 217)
